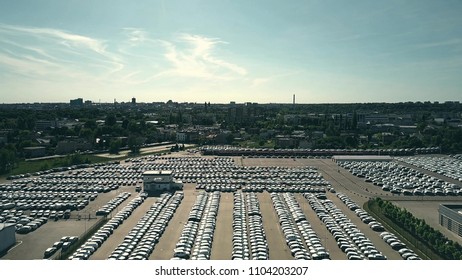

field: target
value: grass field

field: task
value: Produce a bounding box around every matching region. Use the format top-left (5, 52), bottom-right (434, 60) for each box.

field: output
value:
top-left (1, 149), bottom-right (174, 180)
top-left (6, 155), bottom-right (108, 176)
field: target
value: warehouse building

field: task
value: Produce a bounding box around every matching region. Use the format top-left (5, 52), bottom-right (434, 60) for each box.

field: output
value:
top-left (142, 170), bottom-right (183, 196)
top-left (0, 223), bottom-right (16, 254)
top-left (439, 204), bottom-right (462, 237)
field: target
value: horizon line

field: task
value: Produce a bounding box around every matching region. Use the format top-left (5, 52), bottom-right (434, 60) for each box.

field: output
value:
top-left (0, 100), bottom-right (460, 105)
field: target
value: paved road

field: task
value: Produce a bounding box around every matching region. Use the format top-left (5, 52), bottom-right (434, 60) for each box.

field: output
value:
top-left (327, 192), bottom-right (403, 260)
top-left (149, 184), bottom-right (199, 260)
top-left (89, 197), bottom-right (159, 260)
top-left (392, 200), bottom-right (462, 243)
top-left (258, 192), bottom-right (293, 260)
top-left (295, 194), bottom-right (348, 260)
top-left (210, 192), bottom-right (233, 260)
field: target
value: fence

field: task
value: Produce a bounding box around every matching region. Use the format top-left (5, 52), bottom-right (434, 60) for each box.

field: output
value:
top-left (55, 215), bottom-right (108, 260)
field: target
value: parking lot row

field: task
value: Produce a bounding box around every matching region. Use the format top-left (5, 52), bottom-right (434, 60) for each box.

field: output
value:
top-left (338, 161), bottom-right (462, 196)
top-left (244, 192), bottom-right (269, 260)
top-left (305, 193), bottom-right (387, 260)
top-left (271, 192), bottom-right (329, 260)
top-left (95, 192), bottom-right (132, 216)
top-left (172, 191), bottom-right (220, 260)
top-left (232, 192), bottom-right (249, 259)
top-left (108, 192), bottom-right (184, 260)
top-left (336, 192), bottom-right (421, 260)
top-left (189, 192), bottom-right (220, 260)
top-left (396, 155), bottom-right (462, 183)
top-left (68, 195), bottom-right (146, 260)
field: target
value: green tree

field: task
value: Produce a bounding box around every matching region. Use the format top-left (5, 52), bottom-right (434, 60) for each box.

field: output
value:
top-left (128, 135), bottom-right (142, 154)
top-left (0, 147), bottom-right (16, 174)
top-left (84, 120), bottom-right (97, 130)
top-left (128, 120), bottom-right (140, 133)
top-left (105, 114), bottom-right (117, 126)
top-left (344, 136), bottom-right (358, 148)
top-left (109, 139), bottom-right (122, 154)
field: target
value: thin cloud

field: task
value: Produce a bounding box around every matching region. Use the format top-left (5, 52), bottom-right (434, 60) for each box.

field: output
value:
top-left (0, 53), bottom-right (50, 77)
top-left (203, 54), bottom-right (247, 76)
top-left (414, 38), bottom-right (462, 50)
top-left (158, 34), bottom-right (247, 80)
top-left (0, 23), bottom-right (122, 82)
top-left (123, 27), bottom-right (148, 46)
top-left (0, 24), bottom-right (249, 89)
top-left (0, 24), bottom-right (107, 55)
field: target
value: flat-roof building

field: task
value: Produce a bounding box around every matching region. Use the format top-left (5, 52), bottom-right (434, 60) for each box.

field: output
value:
top-left (142, 170), bottom-right (183, 195)
top-left (439, 204), bottom-right (462, 238)
top-left (0, 223), bottom-right (16, 254)
top-left (70, 98), bottom-right (83, 106)
top-left (23, 146), bottom-right (47, 158)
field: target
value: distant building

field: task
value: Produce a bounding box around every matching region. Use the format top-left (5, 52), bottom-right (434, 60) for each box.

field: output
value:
top-left (365, 114), bottom-right (389, 124)
top-left (23, 146), bottom-right (46, 158)
top-left (399, 125), bottom-right (417, 134)
top-left (36, 138), bottom-right (52, 146)
top-left (275, 136), bottom-right (297, 148)
top-left (214, 131), bottom-right (233, 144)
top-left (0, 223), bottom-right (16, 254)
top-left (311, 131), bottom-right (325, 139)
top-left (447, 119), bottom-right (461, 128)
top-left (176, 131), bottom-right (199, 143)
top-left (35, 120), bottom-right (58, 131)
top-left (70, 98), bottom-right (83, 106)
top-left (84, 100), bottom-right (92, 106)
top-left (142, 170), bottom-right (183, 196)
top-left (284, 114), bottom-right (300, 125)
top-left (131, 97), bottom-right (136, 105)
top-left (55, 140), bottom-right (92, 154)
top-left (381, 132), bottom-right (396, 145)
top-left (434, 118), bottom-right (445, 125)
top-left (439, 204), bottom-right (462, 237)
top-left (298, 139), bottom-right (313, 149)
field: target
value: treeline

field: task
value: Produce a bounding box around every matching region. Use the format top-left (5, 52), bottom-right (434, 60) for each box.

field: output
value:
top-left (0, 146), bottom-right (16, 174)
top-left (372, 198), bottom-right (462, 260)
top-left (1, 102), bottom-right (462, 175)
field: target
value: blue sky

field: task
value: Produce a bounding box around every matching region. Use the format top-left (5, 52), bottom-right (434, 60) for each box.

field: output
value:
top-left (1, 0), bottom-right (461, 104)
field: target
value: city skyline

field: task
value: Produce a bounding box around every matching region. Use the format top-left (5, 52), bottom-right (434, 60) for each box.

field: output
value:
top-left (1, 0), bottom-right (462, 104)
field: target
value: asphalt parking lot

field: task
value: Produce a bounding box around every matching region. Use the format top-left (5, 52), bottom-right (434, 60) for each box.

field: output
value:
top-left (3, 186), bottom-right (137, 260)
top-left (1, 153), bottom-right (460, 260)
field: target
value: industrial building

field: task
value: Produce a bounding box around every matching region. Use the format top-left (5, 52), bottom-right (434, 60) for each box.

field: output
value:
top-left (142, 170), bottom-right (183, 196)
top-left (0, 223), bottom-right (16, 254)
top-left (439, 204), bottom-right (462, 237)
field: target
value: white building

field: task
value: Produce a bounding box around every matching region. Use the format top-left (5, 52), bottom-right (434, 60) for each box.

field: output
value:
top-left (176, 130), bottom-right (198, 143)
top-left (142, 170), bottom-right (183, 195)
top-left (0, 223), bottom-right (16, 253)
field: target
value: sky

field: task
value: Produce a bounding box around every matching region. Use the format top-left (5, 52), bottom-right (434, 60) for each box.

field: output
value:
top-left (0, 0), bottom-right (462, 104)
